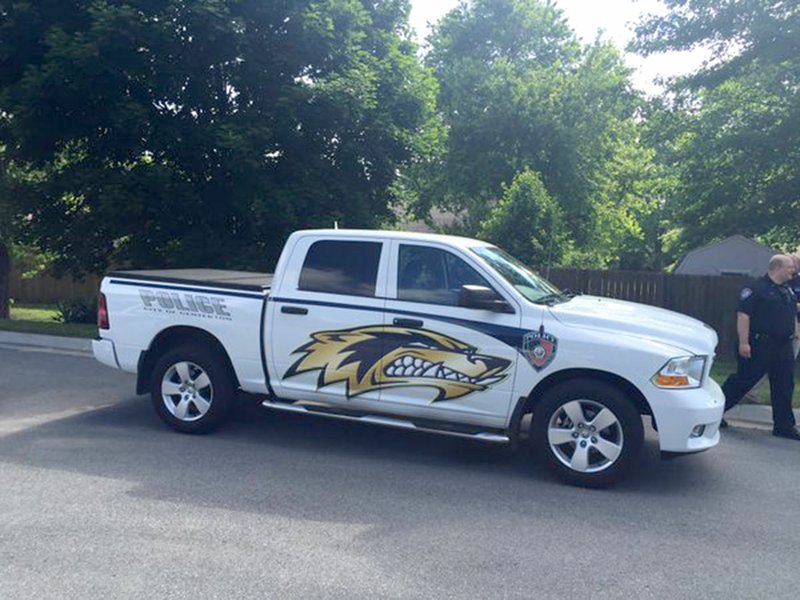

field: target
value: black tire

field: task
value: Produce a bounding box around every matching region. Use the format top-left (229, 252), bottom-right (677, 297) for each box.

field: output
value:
top-left (530, 379), bottom-right (644, 488)
top-left (150, 344), bottom-right (236, 434)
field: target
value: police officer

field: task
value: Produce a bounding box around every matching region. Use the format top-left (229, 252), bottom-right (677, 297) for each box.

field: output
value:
top-left (721, 255), bottom-right (799, 440)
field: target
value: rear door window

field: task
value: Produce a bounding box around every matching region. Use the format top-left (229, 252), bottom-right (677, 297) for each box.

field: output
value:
top-left (298, 240), bottom-right (382, 297)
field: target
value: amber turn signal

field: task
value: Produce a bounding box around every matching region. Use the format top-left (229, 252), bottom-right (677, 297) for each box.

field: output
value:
top-left (653, 374), bottom-right (690, 387)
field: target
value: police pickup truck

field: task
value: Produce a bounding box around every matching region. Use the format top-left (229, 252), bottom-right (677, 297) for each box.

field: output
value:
top-left (93, 229), bottom-right (724, 487)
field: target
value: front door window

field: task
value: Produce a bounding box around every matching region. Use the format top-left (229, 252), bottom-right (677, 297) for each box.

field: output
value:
top-left (398, 245), bottom-right (494, 305)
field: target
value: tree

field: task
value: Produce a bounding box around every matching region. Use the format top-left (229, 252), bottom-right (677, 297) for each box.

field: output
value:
top-left (0, 0), bottom-right (438, 280)
top-left (632, 0), bottom-right (800, 253)
top-left (415, 0), bottom-right (659, 267)
top-left (0, 240), bottom-right (8, 319)
top-left (0, 145), bottom-right (12, 318)
top-left (478, 168), bottom-right (566, 266)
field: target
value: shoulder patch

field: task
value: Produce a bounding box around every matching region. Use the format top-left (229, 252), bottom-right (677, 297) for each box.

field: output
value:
top-left (740, 288), bottom-right (753, 301)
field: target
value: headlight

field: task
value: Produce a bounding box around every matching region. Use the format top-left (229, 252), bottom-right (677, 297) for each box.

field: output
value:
top-left (651, 356), bottom-right (707, 389)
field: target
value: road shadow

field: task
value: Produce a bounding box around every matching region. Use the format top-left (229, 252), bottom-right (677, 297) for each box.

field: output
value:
top-left (0, 390), bottom-right (726, 533)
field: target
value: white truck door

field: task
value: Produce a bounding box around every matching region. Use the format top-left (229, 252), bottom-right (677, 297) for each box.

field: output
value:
top-left (380, 242), bottom-right (522, 428)
top-left (268, 236), bottom-right (388, 406)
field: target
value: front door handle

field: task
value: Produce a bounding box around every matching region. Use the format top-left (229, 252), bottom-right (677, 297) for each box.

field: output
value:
top-left (281, 306), bottom-right (308, 315)
top-left (393, 317), bottom-right (423, 328)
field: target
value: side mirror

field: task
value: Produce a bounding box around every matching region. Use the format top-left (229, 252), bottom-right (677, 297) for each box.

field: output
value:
top-left (459, 285), bottom-right (514, 313)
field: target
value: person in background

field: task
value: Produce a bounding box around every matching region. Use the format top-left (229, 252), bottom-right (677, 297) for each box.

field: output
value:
top-left (721, 255), bottom-right (799, 440)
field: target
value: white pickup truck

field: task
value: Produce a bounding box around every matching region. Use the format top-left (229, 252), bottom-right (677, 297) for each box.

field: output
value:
top-left (93, 229), bottom-right (724, 487)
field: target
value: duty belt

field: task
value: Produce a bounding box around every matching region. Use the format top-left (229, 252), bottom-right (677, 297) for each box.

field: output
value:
top-left (753, 333), bottom-right (794, 342)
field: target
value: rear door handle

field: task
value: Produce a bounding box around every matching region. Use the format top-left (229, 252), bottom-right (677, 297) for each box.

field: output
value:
top-left (393, 317), bottom-right (423, 328)
top-left (281, 306), bottom-right (308, 315)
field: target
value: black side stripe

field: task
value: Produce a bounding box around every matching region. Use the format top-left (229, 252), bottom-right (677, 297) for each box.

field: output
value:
top-left (269, 296), bottom-right (527, 347)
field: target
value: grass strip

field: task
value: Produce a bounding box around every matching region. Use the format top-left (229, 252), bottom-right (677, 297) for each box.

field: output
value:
top-left (0, 318), bottom-right (96, 339)
top-left (1, 304), bottom-right (96, 339)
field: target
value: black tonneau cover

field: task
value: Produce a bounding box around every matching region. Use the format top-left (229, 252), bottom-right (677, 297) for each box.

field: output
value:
top-left (108, 269), bottom-right (272, 292)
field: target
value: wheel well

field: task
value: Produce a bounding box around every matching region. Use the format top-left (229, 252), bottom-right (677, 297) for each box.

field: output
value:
top-left (135, 326), bottom-right (239, 395)
top-left (510, 369), bottom-right (651, 435)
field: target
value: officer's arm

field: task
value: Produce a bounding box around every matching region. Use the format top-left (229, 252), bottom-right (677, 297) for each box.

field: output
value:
top-left (736, 312), bottom-right (751, 359)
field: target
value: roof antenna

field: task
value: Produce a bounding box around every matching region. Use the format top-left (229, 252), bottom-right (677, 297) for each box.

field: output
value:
top-left (539, 221), bottom-right (558, 333)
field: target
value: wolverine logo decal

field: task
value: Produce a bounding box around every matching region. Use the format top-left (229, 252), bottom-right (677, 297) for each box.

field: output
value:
top-left (284, 326), bottom-right (511, 401)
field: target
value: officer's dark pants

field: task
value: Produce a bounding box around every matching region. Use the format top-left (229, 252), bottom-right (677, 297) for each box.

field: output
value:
top-left (722, 337), bottom-right (796, 432)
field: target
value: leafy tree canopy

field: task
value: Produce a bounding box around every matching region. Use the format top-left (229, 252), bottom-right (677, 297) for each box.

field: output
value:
top-left (632, 0), bottom-right (800, 253)
top-left (414, 0), bottom-right (660, 268)
top-left (0, 0), bottom-right (438, 274)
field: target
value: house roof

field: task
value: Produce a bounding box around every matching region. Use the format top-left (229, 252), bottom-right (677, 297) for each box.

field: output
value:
top-left (674, 235), bottom-right (777, 271)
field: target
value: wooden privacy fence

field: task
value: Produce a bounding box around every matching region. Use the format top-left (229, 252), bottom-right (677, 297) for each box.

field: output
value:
top-left (543, 268), bottom-right (748, 358)
top-left (9, 265), bottom-right (100, 305)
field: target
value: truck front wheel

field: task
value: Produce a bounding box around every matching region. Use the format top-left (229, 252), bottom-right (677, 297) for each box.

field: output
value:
top-left (530, 379), bottom-right (644, 488)
top-left (150, 344), bottom-right (235, 434)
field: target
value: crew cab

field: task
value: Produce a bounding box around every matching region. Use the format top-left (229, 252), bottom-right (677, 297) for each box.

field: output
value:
top-left (93, 229), bottom-right (724, 487)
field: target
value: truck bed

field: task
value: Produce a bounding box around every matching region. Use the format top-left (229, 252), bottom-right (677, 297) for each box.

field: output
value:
top-left (107, 269), bottom-right (272, 292)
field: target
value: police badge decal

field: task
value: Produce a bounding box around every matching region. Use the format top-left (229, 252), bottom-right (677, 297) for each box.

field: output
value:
top-left (522, 330), bottom-right (558, 371)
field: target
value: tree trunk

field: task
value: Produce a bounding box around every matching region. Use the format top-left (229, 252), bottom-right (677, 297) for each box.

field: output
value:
top-left (0, 242), bottom-right (9, 319)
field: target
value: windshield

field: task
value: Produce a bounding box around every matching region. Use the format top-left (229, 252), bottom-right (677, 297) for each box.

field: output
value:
top-left (471, 246), bottom-right (562, 304)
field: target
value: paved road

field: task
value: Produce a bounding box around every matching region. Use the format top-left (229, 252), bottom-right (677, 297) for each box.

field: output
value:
top-left (1, 345), bottom-right (799, 599)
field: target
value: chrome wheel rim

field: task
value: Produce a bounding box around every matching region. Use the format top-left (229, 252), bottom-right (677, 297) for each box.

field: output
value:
top-left (547, 399), bottom-right (624, 473)
top-left (161, 361), bottom-right (213, 422)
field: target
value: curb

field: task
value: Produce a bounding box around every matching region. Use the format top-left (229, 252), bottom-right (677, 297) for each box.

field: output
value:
top-left (726, 403), bottom-right (800, 428)
top-left (0, 331), bottom-right (93, 354)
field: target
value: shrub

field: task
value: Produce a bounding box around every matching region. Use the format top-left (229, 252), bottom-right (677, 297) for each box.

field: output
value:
top-left (54, 298), bottom-right (97, 324)
top-left (478, 169), bottom-right (568, 267)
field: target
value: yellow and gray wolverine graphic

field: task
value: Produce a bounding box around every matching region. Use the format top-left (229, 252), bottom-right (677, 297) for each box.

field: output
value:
top-left (284, 326), bottom-right (511, 401)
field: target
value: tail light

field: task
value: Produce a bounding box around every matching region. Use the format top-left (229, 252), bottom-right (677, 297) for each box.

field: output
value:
top-left (98, 292), bottom-right (109, 330)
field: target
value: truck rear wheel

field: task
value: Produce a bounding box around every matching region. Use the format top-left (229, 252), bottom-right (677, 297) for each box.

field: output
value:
top-left (530, 379), bottom-right (643, 488)
top-left (150, 344), bottom-right (235, 434)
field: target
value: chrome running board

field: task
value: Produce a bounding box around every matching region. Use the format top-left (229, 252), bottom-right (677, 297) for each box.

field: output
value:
top-left (261, 400), bottom-right (510, 444)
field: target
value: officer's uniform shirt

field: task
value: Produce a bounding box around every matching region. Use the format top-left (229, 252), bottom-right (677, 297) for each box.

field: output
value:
top-left (738, 275), bottom-right (796, 340)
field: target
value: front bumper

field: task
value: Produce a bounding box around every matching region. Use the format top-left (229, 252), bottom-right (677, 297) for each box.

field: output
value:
top-left (648, 378), bottom-right (725, 453)
top-left (92, 338), bottom-right (119, 369)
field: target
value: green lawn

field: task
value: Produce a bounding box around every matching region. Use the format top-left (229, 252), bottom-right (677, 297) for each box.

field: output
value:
top-left (0, 304), bottom-right (97, 339)
top-left (711, 357), bottom-right (800, 409)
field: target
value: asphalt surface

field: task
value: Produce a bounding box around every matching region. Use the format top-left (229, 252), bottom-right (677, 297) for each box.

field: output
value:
top-left (1, 345), bottom-right (799, 599)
